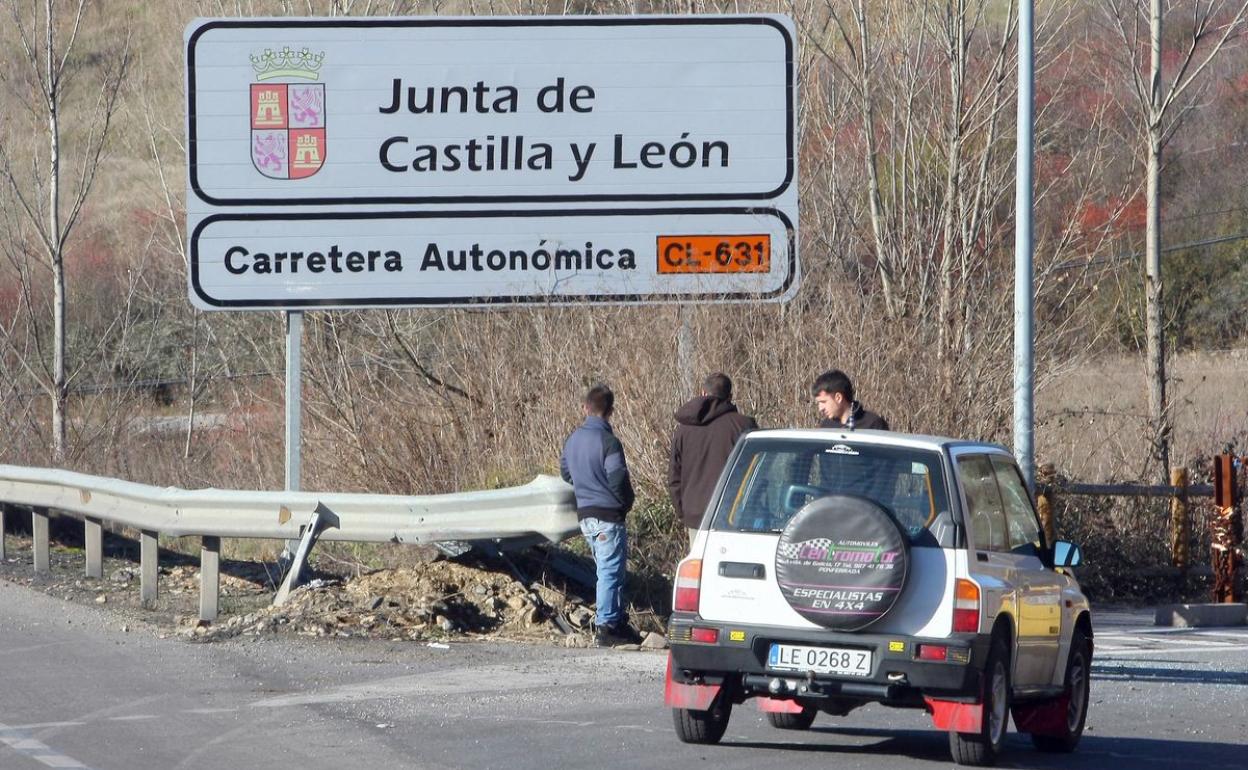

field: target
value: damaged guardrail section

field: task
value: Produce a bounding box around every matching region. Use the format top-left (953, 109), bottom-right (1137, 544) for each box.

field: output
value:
top-left (0, 464), bottom-right (578, 622)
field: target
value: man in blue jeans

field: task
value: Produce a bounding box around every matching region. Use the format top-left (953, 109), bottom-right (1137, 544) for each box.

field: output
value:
top-left (560, 384), bottom-right (642, 647)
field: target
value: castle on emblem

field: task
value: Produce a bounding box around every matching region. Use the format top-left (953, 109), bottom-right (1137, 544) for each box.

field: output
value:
top-left (254, 90), bottom-right (284, 127)
top-left (248, 46), bottom-right (326, 180)
top-left (293, 134), bottom-right (322, 170)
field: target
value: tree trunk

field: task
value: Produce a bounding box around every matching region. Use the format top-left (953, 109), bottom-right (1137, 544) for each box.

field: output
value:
top-left (676, 306), bottom-right (695, 396)
top-left (854, 1), bottom-right (898, 319)
top-left (937, 2), bottom-right (966, 430)
top-left (46, 0), bottom-right (67, 463)
top-left (1145, 0), bottom-right (1170, 483)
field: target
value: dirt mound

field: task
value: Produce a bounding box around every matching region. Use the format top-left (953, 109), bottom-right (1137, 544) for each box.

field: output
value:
top-left (198, 560), bottom-right (597, 644)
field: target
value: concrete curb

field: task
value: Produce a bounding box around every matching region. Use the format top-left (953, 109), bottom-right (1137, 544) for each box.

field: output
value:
top-left (1155, 603), bottom-right (1248, 628)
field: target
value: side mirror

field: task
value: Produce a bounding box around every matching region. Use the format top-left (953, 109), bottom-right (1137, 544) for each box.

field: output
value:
top-left (1053, 540), bottom-right (1082, 568)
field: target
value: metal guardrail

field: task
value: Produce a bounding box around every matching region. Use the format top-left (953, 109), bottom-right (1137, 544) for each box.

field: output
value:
top-left (0, 464), bottom-right (579, 622)
top-left (1043, 482), bottom-right (1214, 498)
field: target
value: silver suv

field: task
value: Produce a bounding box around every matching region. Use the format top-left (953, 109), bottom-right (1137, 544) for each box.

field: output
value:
top-left (665, 429), bottom-right (1091, 766)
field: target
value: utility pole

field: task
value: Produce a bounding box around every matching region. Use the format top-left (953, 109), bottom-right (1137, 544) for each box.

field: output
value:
top-left (1014, 0), bottom-right (1036, 490)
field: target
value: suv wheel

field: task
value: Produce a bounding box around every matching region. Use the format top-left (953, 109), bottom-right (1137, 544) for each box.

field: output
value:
top-left (950, 636), bottom-right (1010, 766)
top-left (1032, 628), bottom-right (1091, 753)
top-left (672, 694), bottom-right (732, 744)
top-left (766, 706), bottom-right (817, 731)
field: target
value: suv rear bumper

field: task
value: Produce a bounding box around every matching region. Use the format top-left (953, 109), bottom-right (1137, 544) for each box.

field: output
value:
top-left (667, 616), bottom-right (992, 703)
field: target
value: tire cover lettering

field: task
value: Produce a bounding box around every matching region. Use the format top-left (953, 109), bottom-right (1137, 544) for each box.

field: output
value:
top-left (774, 495), bottom-right (910, 631)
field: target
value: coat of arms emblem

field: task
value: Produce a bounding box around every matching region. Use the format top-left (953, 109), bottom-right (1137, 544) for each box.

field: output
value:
top-left (249, 46), bottom-right (326, 180)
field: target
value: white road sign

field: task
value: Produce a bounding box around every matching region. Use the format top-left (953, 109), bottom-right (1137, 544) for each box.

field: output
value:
top-left (185, 16), bottom-right (798, 309)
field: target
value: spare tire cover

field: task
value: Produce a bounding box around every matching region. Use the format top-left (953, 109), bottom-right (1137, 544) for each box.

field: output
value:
top-left (774, 494), bottom-right (910, 631)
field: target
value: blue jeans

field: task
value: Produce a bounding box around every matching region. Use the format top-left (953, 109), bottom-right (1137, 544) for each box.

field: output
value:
top-left (579, 517), bottom-right (628, 628)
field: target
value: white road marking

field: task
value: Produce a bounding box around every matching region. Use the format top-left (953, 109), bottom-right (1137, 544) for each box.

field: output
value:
top-left (1098, 643), bottom-right (1248, 657)
top-left (1100, 637), bottom-right (1228, 647)
top-left (0, 723), bottom-right (94, 770)
top-left (9, 722), bottom-right (86, 731)
top-left (1095, 626), bottom-right (1248, 656)
top-left (29, 755), bottom-right (86, 769)
top-left (105, 714), bottom-right (159, 721)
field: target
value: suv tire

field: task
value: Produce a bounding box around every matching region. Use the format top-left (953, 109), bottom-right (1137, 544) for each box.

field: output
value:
top-left (1031, 628), bottom-right (1091, 753)
top-left (950, 636), bottom-right (1010, 766)
top-left (672, 695), bottom-right (732, 744)
top-left (766, 706), bottom-right (817, 731)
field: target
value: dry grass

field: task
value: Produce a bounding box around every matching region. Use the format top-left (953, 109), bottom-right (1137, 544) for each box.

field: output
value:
top-left (1038, 348), bottom-right (1248, 481)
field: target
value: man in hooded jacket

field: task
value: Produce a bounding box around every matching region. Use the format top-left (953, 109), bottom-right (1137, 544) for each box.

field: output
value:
top-left (668, 373), bottom-right (758, 546)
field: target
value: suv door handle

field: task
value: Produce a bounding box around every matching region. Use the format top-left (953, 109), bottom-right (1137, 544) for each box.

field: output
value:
top-left (976, 552), bottom-right (989, 562)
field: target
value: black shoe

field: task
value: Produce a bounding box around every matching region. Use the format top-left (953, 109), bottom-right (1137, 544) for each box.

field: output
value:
top-left (595, 623), bottom-right (642, 648)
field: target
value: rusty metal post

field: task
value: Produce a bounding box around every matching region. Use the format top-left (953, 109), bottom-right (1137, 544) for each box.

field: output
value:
top-left (1169, 467), bottom-right (1189, 570)
top-left (1211, 455), bottom-right (1242, 603)
top-left (1035, 463), bottom-right (1057, 546)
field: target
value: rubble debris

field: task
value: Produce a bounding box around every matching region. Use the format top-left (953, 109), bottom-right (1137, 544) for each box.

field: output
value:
top-left (640, 632), bottom-right (669, 650)
top-left (195, 560), bottom-right (595, 644)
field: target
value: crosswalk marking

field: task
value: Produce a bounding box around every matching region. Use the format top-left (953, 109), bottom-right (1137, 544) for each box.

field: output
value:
top-left (1095, 625), bottom-right (1248, 657)
top-left (0, 724), bottom-right (93, 770)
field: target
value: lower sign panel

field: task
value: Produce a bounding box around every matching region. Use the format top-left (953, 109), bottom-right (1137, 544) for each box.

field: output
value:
top-left (189, 208), bottom-right (796, 309)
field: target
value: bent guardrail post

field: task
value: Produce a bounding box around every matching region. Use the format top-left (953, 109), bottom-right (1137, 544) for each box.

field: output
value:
top-left (84, 516), bottom-right (103, 579)
top-left (140, 530), bottom-right (159, 606)
top-left (32, 507), bottom-right (49, 574)
top-left (273, 502), bottom-right (340, 607)
top-left (201, 536), bottom-right (221, 622)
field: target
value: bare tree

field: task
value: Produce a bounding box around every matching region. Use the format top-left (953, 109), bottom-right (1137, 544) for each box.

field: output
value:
top-left (1101, 0), bottom-right (1248, 482)
top-left (0, 0), bottom-right (131, 461)
top-left (803, 0), bottom-right (1090, 433)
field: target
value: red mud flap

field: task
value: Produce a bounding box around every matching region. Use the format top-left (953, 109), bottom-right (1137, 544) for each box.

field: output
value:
top-left (924, 697), bottom-right (984, 733)
top-left (664, 653), bottom-right (722, 710)
top-left (756, 697), bottom-right (805, 714)
top-left (1012, 697), bottom-right (1070, 737)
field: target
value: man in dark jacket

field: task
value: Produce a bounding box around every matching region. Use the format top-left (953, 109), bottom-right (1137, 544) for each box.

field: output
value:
top-left (811, 369), bottom-right (890, 430)
top-left (668, 373), bottom-right (758, 545)
top-left (560, 384), bottom-right (640, 647)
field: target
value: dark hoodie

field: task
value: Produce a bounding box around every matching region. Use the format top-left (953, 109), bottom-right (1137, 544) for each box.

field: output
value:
top-left (668, 397), bottom-right (758, 529)
top-left (819, 401), bottom-right (890, 431)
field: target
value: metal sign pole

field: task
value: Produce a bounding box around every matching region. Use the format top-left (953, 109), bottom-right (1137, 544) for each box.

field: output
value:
top-left (276, 309), bottom-right (306, 599)
top-left (285, 310), bottom-right (303, 493)
top-left (1014, 0), bottom-right (1036, 491)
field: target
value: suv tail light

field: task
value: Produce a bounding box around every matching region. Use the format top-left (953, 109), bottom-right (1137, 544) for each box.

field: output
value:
top-left (953, 578), bottom-right (980, 633)
top-left (674, 559), bottom-right (702, 613)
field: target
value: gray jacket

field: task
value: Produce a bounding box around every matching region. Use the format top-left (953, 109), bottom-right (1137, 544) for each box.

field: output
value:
top-left (560, 415), bottom-right (635, 522)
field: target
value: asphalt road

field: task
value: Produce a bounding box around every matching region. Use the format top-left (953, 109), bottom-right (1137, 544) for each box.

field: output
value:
top-left (2, 580), bottom-right (1247, 770)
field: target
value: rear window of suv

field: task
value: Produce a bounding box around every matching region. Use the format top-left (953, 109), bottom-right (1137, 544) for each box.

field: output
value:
top-left (710, 439), bottom-right (951, 545)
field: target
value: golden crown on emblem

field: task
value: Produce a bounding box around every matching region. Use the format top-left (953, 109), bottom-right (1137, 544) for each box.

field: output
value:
top-left (250, 46), bottom-right (324, 81)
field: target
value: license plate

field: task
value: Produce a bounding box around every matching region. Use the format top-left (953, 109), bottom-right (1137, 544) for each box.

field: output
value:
top-left (767, 643), bottom-right (872, 677)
